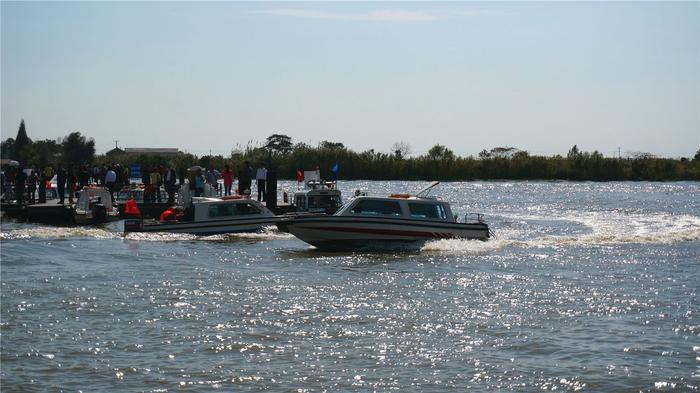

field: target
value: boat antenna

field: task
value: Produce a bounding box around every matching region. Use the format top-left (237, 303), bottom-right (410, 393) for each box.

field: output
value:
top-left (416, 181), bottom-right (439, 198)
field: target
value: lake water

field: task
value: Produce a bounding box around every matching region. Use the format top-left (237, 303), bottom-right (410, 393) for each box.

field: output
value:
top-left (2, 181), bottom-right (699, 392)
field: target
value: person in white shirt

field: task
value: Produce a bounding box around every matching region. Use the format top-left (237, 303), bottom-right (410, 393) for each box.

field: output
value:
top-left (255, 165), bottom-right (267, 202)
top-left (104, 167), bottom-right (117, 200)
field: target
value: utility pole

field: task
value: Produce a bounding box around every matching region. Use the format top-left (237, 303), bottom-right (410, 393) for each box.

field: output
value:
top-left (618, 147), bottom-right (621, 159)
top-left (114, 140), bottom-right (119, 149)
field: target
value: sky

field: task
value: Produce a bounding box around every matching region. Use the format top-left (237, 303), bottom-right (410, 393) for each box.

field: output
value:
top-left (1, 1), bottom-right (698, 157)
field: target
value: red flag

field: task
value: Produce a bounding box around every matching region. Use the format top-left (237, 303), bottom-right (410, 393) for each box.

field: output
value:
top-left (296, 170), bottom-right (304, 183)
top-left (124, 197), bottom-right (142, 218)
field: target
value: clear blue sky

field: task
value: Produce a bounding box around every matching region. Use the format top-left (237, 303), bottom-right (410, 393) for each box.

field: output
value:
top-left (2, 1), bottom-right (698, 157)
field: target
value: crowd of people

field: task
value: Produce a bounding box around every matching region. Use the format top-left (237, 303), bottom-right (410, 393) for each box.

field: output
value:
top-left (0, 163), bottom-right (130, 205)
top-left (0, 160), bottom-right (271, 206)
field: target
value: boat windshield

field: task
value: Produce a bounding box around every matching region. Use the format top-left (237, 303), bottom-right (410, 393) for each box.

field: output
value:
top-left (408, 202), bottom-right (447, 219)
top-left (208, 202), bottom-right (260, 218)
top-left (308, 195), bottom-right (341, 209)
top-left (351, 199), bottom-right (402, 216)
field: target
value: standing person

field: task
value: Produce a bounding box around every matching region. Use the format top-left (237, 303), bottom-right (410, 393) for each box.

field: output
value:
top-left (55, 164), bottom-right (67, 204)
top-left (37, 167), bottom-right (46, 203)
top-left (163, 165), bottom-right (177, 204)
top-left (206, 167), bottom-right (220, 196)
top-left (255, 164), bottom-right (267, 202)
top-left (91, 165), bottom-right (100, 184)
top-left (141, 165), bottom-right (152, 203)
top-left (221, 165), bottom-right (234, 196)
top-left (27, 170), bottom-right (37, 204)
top-left (122, 165), bottom-right (130, 187)
top-left (104, 166), bottom-right (117, 201)
top-left (78, 165), bottom-right (90, 191)
top-left (150, 167), bottom-right (163, 203)
top-left (15, 167), bottom-right (27, 205)
top-left (194, 168), bottom-right (205, 197)
top-left (114, 164), bottom-right (123, 189)
top-left (178, 167), bottom-right (186, 186)
top-left (67, 168), bottom-right (77, 204)
top-left (239, 161), bottom-right (253, 196)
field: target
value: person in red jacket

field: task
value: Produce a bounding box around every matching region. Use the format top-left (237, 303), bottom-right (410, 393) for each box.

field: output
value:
top-left (221, 165), bottom-right (234, 196)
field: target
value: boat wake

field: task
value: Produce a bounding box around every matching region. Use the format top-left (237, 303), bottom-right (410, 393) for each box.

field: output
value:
top-left (0, 226), bottom-right (120, 241)
top-left (0, 225), bottom-right (292, 242)
top-left (422, 212), bottom-right (700, 253)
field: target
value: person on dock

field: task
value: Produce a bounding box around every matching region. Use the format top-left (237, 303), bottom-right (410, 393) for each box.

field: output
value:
top-left (222, 165), bottom-right (233, 196)
top-left (239, 161), bottom-right (253, 196)
top-left (206, 167), bottom-right (220, 196)
top-left (56, 164), bottom-right (66, 204)
top-left (194, 168), bottom-right (205, 197)
top-left (78, 165), bottom-right (90, 191)
top-left (164, 165), bottom-right (177, 204)
top-left (91, 165), bottom-right (100, 184)
top-left (141, 165), bottom-right (152, 203)
top-left (37, 168), bottom-right (46, 204)
top-left (67, 168), bottom-right (77, 204)
top-left (104, 166), bottom-right (117, 202)
top-left (150, 167), bottom-right (163, 203)
top-left (15, 166), bottom-right (27, 205)
top-left (256, 164), bottom-right (267, 202)
top-left (178, 167), bottom-right (186, 186)
top-left (27, 170), bottom-right (37, 204)
top-left (122, 165), bottom-right (130, 187)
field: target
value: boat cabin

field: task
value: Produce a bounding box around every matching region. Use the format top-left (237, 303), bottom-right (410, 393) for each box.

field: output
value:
top-left (191, 197), bottom-right (274, 222)
top-left (335, 196), bottom-right (456, 222)
top-left (115, 184), bottom-right (169, 203)
top-left (293, 180), bottom-right (342, 214)
top-left (75, 187), bottom-right (115, 213)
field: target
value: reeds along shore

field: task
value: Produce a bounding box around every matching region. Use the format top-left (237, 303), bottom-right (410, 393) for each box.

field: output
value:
top-left (3, 125), bottom-right (699, 181)
top-left (98, 146), bottom-right (700, 182)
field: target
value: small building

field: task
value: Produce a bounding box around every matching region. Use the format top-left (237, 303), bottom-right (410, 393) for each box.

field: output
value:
top-left (124, 148), bottom-right (179, 157)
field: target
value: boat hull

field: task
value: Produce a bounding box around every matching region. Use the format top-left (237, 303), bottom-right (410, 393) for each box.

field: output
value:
top-left (277, 216), bottom-right (489, 250)
top-left (124, 216), bottom-right (282, 236)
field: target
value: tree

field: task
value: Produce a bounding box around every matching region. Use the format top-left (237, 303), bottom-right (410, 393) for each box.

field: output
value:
top-left (391, 141), bottom-right (411, 159)
top-left (567, 145), bottom-right (581, 160)
top-left (61, 132), bottom-right (95, 167)
top-left (1, 138), bottom-right (15, 159)
top-left (320, 141), bottom-right (345, 150)
top-left (427, 144), bottom-right (455, 161)
top-left (489, 146), bottom-right (518, 159)
top-left (30, 139), bottom-right (61, 167)
top-left (693, 149), bottom-right (700, 161)
top-left (13, 119), bottom-right (33, 164)
top-left (265, 134), bottom-right (293, 155)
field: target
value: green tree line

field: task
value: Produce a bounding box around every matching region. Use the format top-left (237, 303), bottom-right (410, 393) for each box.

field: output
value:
top-left (2, 122), bottom-right (699, 181)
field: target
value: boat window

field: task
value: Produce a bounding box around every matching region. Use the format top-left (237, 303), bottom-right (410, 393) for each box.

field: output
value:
top-left (351, 200), bottom-right (402, 216)
top-left (235, 203), bottom-right (259, 215)
top-left (308, 195), bottom-right (342, 209)
top-left (209, 204), bottom-right (235, 217)
top-left (408, 203), bottom-right (447, 219)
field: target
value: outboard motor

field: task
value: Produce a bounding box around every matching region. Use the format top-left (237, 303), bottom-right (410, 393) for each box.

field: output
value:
top-left (90, 197), bottom-right (107, 223)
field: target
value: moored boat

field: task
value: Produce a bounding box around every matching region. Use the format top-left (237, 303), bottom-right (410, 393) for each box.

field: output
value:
top-left (73, 186), bottom-right (120, 225)
top-left (123, 196), bottom-right (280, 235)
top-left (277, 182), bottom-right (490, 250)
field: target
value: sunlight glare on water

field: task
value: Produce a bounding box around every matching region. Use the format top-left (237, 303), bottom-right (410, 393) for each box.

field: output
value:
top-left (1, 181), bottom-right (699, 391)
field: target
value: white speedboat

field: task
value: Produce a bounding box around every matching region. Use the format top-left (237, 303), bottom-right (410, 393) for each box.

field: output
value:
top-left (277, 182), bottom-right (490, 250)
top-left (123, 196), bottom-right (280, 235)
top-left (73, 186), bottom-right (120, 225)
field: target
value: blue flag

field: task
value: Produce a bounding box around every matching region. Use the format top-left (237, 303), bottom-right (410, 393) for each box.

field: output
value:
top-left (330, 163), bottom-right (339, 181)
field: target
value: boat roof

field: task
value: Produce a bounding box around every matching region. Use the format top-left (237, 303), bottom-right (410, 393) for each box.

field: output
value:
top-left (191, 197), bottom-right (265, 205)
